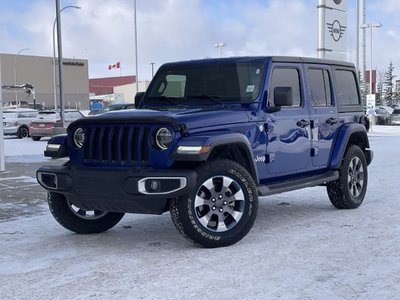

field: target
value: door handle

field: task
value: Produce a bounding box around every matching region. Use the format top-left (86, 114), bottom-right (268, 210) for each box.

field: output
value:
top-left (296, 119), bottom-right (310, 128)
top-left (326, 117), bottom-right (338, 125)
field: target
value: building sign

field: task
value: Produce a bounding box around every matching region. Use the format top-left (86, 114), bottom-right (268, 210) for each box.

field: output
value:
top-left (63, 61), bottom-right (84, 67)
top-left (325, 8), bottom-right (347, 52)
top-left (366, 94), bottom-right (376, 116)
top-left (318, 0), bottom-right (348, 60)
top-left (326, 0), bottom-right (347, 12)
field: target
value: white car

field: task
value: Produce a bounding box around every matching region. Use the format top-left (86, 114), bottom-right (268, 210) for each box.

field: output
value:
top-left (2, 108), bottom-right (38, 138)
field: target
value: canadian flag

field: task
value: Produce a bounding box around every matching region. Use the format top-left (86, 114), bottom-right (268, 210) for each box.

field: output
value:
top-left (108, 62), bottom-right (121, 70)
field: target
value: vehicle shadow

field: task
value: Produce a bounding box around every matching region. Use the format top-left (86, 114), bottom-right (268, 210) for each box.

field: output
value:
top-left (49, 188), bottom-right (338, 250)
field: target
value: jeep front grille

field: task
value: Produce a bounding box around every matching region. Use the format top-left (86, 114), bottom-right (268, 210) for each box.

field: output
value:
top-left (83, 126), bottom-right (150, 166)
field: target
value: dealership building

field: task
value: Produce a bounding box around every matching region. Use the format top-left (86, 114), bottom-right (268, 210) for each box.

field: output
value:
top-left (0, 53), bottom-right (89, 109)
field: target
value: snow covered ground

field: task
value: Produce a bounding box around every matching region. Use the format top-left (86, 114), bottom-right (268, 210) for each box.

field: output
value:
top-left (1, 126), bottom-right (400, 299)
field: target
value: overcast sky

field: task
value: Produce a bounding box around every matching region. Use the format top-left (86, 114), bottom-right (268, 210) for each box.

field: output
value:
top-left (0, 0), bottom-right (399, 81)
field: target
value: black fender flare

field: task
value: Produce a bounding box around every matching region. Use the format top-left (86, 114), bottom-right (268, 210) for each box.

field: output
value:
top-left (172, 132), bottom-right (259, 183)
top-left (330, 123), bottom-right (372, 169)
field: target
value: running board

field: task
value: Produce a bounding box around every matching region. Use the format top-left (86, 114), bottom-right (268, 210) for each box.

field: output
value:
top-left (257, 170), bottom-right (339, 196)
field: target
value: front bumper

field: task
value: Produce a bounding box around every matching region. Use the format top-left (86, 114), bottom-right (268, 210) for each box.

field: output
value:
top-left (37, 165), bottom-right (196, 215)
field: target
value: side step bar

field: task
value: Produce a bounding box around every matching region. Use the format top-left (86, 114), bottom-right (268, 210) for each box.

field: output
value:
top-left (257, 170), bottom-right (339, 196)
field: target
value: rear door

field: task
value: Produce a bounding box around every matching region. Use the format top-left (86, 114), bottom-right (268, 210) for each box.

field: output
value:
top-left (305, 66), bottom-right (339, 168)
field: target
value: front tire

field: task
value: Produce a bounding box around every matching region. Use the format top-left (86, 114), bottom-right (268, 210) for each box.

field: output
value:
top-left (327, 145), bottom-right (368, 209)
top-left (170, 159), bottom-right (258, 248)
top-left (48, 192), bottom-right (125, 234)
top-left (31, 136), bottom-right (41, 141)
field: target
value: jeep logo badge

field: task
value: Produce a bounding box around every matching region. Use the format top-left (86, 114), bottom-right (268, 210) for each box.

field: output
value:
top-left (327, 20), bottom-right (346, 42)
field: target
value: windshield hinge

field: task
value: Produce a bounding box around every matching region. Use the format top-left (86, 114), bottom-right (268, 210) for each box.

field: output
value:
top-left (179, 123), bottom-right (189, 137)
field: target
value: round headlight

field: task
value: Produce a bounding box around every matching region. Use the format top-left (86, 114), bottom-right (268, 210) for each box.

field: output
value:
top-left (155, 127), bottom-right (173, 150)
top-left (73, 128), bottom-right (85, 148)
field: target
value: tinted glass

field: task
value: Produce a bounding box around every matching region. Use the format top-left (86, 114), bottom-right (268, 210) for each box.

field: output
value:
top-left (308, 69), bottom-right (332, 106)
top-left (269, 68), bottom-right (301, 107)
top-left (335, 70), bottom-right (359, 106)
top-left (144, 60), bottom-right (265, 105)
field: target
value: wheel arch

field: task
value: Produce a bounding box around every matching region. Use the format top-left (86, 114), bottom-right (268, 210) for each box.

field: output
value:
top-left (330, 123), bottom-right (372, 169)
top-left (172, 133), bottom-right (259, 183)
top-left (208, 141), bottom-right (259, 183)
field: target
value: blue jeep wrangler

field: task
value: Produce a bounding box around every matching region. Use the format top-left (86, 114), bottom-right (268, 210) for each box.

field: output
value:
top-left (37, 56), bottom-right (373, 248)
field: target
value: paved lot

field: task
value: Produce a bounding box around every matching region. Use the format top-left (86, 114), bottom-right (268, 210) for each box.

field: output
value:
top-left (0, 161), bottom-right (49, 221)
top-left (1, 130), bottom-right (400, 299)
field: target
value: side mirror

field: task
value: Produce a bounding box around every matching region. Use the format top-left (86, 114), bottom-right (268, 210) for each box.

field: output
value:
top-left (134, 92), bottom-right (145, 108)
top-left (274, 87), bottom-right (293, 107)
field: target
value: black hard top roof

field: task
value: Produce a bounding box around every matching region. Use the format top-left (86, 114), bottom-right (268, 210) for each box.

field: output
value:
top-left (270, 56), bottom-right (354, 67)
top-left (162, 56), bottom-right (355, 68)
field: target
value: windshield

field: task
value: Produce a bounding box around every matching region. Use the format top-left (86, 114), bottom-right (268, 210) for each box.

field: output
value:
top-left (142, 59), bottom-right (265, 108)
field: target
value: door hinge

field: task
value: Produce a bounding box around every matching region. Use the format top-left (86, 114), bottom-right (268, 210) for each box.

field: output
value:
top-left (311, 148), bottom-right (319, 157)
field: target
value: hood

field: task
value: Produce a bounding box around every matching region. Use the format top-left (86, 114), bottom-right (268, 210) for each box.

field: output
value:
top-left (70, 107), bottom-right (250, 132)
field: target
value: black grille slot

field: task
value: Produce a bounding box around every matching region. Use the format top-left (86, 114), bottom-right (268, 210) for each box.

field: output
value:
top-left (83, 125), bottom-right (151, 167)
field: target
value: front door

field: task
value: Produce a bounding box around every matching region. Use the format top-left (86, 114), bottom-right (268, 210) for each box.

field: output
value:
top-left (265, 64), bottom-right (312, 176)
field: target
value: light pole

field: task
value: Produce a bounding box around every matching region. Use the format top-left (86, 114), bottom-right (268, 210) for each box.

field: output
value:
top-left (134, 0), bottom-right (139, 94)
top-left (150, 62), bottom-right (155, 78)
top-left (214, 42), bottom-right (226, 58)
top-left (52, 5), bottom-right (81, 109)
top-left (361, 22), bottom-right (382, 95)
top-left (13, 48), bottom-right (29, 103)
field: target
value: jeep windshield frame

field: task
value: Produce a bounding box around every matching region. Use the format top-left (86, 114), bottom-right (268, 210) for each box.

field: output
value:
top-left (141, 59), bottom-right (265, 108)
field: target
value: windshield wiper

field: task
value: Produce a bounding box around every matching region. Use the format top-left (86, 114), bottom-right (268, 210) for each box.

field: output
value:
top-left (186, 95), bottom-right (225, 106)
top-left (143, 96), bottom-right (189, 108)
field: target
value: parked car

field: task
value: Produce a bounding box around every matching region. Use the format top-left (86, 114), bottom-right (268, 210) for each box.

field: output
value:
top-left (30, 109), bottom-right (84, 141)
top-left (38, 56), bottom-right (373, 248)
top-left (2, 108), bottom-right (38, 138)
top-left (375, 106), bottom-right (393, 125)
top-left (390, 108), bottom-right (400, 125)
top-left (95, 102), bottom-right (136, 115)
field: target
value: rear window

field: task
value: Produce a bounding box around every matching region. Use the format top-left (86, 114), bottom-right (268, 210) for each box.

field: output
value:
top-left (334, 70), bottom-right (360, 106)
top-left (38, 112), bottom-right (58, 120)
top-left (393, 109), bottom-right (400, 114)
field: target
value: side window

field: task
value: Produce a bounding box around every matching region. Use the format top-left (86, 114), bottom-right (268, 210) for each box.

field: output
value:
top-left (269, 68), bottom-right (301, 107)
top-left (335, 70), bottom-right (360, 106)
top-left (308, 69), bottom-right (332, 107)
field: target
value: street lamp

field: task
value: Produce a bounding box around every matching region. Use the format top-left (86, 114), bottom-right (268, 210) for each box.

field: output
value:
top-left (14, 47), bottom-right (30, 103)
top-left (361, 22), bottom-right (382, 95)
top-left (52, 5), bottom-right (81, 109)
top-left (214, 42), bottom-right (226, 58)
top-left (150, 62), bottom-right (155, 78)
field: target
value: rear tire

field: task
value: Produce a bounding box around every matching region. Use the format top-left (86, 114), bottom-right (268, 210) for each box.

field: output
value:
top-left (327, 145), bottom-right (368, 209)
top-left (17, 126), bottom-right (29, 139)
top-left (170, 159), bottom-right (258, 248)
top-left (48, 192), bottom-right (125, 234)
